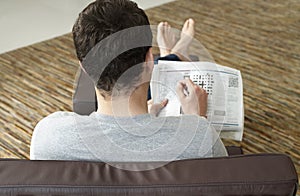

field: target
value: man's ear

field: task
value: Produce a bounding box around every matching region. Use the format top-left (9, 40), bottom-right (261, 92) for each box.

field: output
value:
top-left (145, 48), bottom-right (154, 71)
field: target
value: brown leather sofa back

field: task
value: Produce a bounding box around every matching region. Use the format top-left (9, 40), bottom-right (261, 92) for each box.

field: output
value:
top-left (0, 154), bottom-right (298, 195)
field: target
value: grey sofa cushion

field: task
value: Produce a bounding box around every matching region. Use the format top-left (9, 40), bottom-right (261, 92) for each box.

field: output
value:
top-left (73, 68), bottom-right (97, 115)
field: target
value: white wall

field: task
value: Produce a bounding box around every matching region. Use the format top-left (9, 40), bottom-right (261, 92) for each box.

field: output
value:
top-left (0, 0), bottom-right (174, 54)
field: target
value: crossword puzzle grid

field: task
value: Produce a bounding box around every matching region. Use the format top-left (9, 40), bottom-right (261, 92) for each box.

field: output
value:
top-left (184, 73), bottom-right (214, 95)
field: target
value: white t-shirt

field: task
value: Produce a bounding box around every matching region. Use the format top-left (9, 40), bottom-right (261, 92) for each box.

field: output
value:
top-left (30, 112), bottom-right (228, 162)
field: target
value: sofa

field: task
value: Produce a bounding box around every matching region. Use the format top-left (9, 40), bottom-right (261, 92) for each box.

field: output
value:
top-left (0, 146), bottom-right (298, 195)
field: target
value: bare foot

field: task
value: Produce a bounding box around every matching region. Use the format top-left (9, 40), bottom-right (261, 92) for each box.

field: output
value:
top-left (157, 22), bottom-right (177, 57)
top-left (171, 18), bottom-right (195, 61)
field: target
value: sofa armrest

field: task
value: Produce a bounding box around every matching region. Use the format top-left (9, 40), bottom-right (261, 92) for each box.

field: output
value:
top-left (0, 154), bottom-right (297, 195)
top-left (226, 146), bottom-right (243, 156)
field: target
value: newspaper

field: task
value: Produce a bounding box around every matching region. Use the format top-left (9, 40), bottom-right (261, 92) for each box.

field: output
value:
top-left (151, 61), bottom-right (244, 141)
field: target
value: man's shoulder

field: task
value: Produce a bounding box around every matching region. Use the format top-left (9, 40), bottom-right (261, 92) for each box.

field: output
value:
top-left (34, 111), bottom-right (89, 134)
top-left (45, 111), bottom-right (81, 119)
top-left (38, 111), bottom-right (89, 123)
top-left (30, 111), bottom-right (92, 160)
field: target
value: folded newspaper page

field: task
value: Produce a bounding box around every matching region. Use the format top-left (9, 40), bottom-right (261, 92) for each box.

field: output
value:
top-left (151, 61), bottom-right (244, 141)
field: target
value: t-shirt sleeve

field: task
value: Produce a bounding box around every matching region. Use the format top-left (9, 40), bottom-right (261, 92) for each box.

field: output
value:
top-left (210, 125), bottom-right (228, 157)
top-left (212, 136), bottom-right (228, 157)
top-left (30, 112), bottom-right (80, 160)
top-left (198, 121), bottom-right (228, 157)
top-left (182, 115), bottom-right (228, 158)
top-left (30, 113), bottom-right (58, 160)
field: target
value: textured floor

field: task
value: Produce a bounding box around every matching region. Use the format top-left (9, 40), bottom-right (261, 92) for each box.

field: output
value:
top-left (0, 0), bottom-right (299, 192)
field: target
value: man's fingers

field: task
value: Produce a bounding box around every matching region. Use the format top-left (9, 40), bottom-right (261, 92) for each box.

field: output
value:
top-left (160, 99), bottom-right (168, 107)
top-left (198, 86), bottom-right (208, 96)
top-left (185, 79), bottom-right (195, 90)
top-left (180, 79), bottom-right (196, 95)
top-left (154, 99), bottom-right (168, 111)
top-left (176, 81), bottom-right (186, 100)
top-left (148, 99), bottom-right (168, 116)
top-left (147, 99), bottom-right (153, 105)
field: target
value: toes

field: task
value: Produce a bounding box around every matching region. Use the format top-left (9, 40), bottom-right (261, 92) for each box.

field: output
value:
top-left (183, 18), bottom-right (194, 30)
top-left (181, 18), bottom-right (195, 38)
top-left (167, 24), bottom-right (171, 32)
top-left (158, 22), bottom-right (164, 30)
top-left (187, 18), bottom-right (195, 32)
top-left (164, 22), bottom-right (170, 32)
top-left (183, 19), bottom-right (189, 30)
top-left (188, 18), bottom-right (195, 26)
top-left (159, 22), bottom-right (170, 33)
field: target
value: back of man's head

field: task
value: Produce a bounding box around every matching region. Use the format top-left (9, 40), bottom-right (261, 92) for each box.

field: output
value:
top-left (72, 0), bottom-right (152, 98)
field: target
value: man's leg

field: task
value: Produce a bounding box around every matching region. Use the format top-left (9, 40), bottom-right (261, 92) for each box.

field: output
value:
top-left (148, 19), bottom-right (195, 100)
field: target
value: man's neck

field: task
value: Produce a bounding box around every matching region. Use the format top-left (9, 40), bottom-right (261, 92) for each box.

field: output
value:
top-left (96, 85), bottom-right (149, 117)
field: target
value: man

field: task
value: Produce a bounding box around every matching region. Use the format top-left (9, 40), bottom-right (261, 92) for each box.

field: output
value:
top-left (30, 0), bottom-right (227, 161)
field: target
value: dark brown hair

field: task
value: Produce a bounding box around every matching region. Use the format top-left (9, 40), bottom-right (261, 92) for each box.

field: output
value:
top-left (72, 0), bottom-right (152, 97)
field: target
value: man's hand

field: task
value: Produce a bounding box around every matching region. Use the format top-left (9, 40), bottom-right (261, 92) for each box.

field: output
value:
top-left (147, 99), bottom-right (168, 116)
top-left (176, 79), bottom-right (208, 117)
